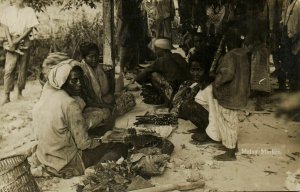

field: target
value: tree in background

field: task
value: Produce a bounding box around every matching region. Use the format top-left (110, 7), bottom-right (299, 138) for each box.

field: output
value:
top-left (26, 0), bottom-right (100, 12)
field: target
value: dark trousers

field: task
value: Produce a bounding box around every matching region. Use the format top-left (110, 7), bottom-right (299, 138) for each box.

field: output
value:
top-left (119, 44), bottom-right (139, 72)
top-left (178, 100), bottom-right (209, 131)
top-left (82, 142), bottom-right (129, 168)
top-left (279, 29), bottom-right (300, 91)
top-left (273, 50), bottom-right (286, 89)
top-left (290, 53), bottom-right (300, 91)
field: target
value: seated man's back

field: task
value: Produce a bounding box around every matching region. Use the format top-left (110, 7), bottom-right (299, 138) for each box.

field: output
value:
top-left (33, 83), bottom-right (89, 172)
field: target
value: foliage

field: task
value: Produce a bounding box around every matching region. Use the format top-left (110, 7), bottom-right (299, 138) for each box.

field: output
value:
top-left (53, 9), bottom-right (103, 59)
top-left (79, 160), bottom-right (137, 192)
top-left (62, 0), bottom-right (100, 10)
top-left (0, 0), bottom-right (104, 84)
top-left (26, 0), bottom-right (101, 12)
top-left (26, 0), bottom-right (53, 12)
top-left (26, 10), bottom-right (103, 81)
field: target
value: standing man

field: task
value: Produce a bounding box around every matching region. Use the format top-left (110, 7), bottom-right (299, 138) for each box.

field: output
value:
top-left (0, 0), bottom-right (39, 105)
top-left (153, 0), bottom-right (175, 40)
top-left (117, 0), bottom-right (143, 75)
top-left (268, 0), bottom-right (285, 91)
top-left (281, 0), bottom-right (300, 91)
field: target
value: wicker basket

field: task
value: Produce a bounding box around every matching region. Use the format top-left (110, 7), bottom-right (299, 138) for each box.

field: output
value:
top-left (0, 155), bottom-right (40, 192)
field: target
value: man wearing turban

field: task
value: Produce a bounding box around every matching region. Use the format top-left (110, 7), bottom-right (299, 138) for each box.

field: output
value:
top-left (32, 62), bottom-right (128, 178)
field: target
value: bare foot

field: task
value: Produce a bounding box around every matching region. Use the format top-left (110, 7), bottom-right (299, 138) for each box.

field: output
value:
top-left (17, 94), bottom-right (24, 100)
top-left (187, 128), bottom-right (203, 134)
top-left (17, 90), bottom-right (23, 100)
top-left (191, 132), bottom-right (219, 144)
top-left (213, 149), bottom-right (237, 161)
top-left (255, 105), bottom-right (264, 111)
top-left (1, 98), bottom-right (10, 106)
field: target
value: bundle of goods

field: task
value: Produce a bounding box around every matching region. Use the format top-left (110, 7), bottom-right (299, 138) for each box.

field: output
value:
top-left (129, 153), bottom-right (170, 177)
top-left (125, 134), bottom-right (174, 155)
top-left (140, 84), bottom-right (165, 105)
top-left (78, 132), bottom-right (175, 191)
top-left (134, 113), bottom-right (178, 126)
top-left (126, 134), bottom-right (174, 177)
top-left (132, 113), bottom-right (178, 138)
top-left (114, 92), bottom-right (136, 116)
top-left (102, 128), bottom-right (175, 155)
top-left (78, 160), bottom-right (137, 192)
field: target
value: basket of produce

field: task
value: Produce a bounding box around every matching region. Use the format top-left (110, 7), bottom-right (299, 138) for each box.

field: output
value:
top-left (0, 155), bottom-right (40, 192)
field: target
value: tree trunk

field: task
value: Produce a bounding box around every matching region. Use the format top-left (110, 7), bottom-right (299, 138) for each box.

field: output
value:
top-left (103, 0), bottom-right (115, 92)
top-left (103, 0), bottom-right (115, 66)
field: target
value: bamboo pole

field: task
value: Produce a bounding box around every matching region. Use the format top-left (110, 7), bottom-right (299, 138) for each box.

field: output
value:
top-left (129, 181), bottom-right (205, 192)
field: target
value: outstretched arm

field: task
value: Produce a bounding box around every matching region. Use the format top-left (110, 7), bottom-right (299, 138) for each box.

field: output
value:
top-left (66, 101), bottom-right (100, 150)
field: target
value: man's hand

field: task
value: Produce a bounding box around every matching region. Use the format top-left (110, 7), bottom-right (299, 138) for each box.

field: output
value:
top-left (100, 130), bottom-right (114, 143)
top-left (12, 38), bottom-right (21, 46)
top-left (292, 39), bottom-right (300, 55)
top-left (7, 44), bottom-right (16, 51)
top-left (90, 138), bottom-right (101, 149)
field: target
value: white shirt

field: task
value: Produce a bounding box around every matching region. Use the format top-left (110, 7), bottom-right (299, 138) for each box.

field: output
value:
top-left (0, 5), bottom-right (39, 36)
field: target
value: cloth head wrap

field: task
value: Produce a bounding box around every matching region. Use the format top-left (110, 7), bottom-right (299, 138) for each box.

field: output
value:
top-left (47, 59), bottom-right (80, 89)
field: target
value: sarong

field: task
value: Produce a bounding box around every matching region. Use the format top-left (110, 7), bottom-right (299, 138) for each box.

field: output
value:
top-left (195, 85), bottom-right (238, 149)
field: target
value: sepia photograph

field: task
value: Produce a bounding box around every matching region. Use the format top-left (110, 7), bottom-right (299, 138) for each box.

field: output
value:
top-left (0, 0), bottom-right (299, 191)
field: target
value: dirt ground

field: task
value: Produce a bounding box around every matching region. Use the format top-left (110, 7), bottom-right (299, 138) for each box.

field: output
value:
top-left (0, 78), bottom-right (299, 192)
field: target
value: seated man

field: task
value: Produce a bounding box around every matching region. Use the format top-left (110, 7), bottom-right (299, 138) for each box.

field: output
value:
top-left (32, 63), bottom-right (128, 178)
top-left (135, 38), bottom-right (190, 107)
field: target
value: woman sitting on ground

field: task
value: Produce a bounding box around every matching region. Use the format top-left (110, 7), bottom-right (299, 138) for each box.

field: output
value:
top-left (78, 42), bottom-right (114, 107)
top-left (171, 54), bottom-right (212, 131)
top-left (77, 42), bottom-right (136, 117)
top-left (32, 63), bottom-right (128, 178)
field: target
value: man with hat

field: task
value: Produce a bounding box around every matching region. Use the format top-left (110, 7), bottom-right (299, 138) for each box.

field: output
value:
top-left (135, 38), bottom-right (190, 106)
